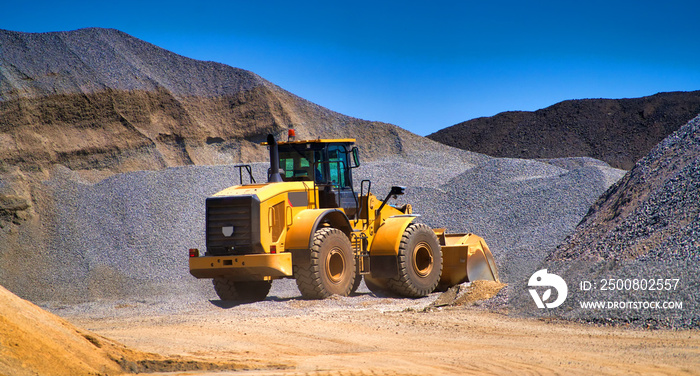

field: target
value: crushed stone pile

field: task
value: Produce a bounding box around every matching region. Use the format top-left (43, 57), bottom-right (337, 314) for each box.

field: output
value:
top-left (0, 28), bottom-right (266, 99)
top-left (512, 115), bottom-right (700, 329)
top-left (0, 28), bottom-right (449, 172)
top-left (0, 148), bottom-right (624, 305)
top-left (403, 157), bottom-right (626, 284)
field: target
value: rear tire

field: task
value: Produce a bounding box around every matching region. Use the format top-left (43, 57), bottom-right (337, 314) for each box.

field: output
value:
top-left (294, 227), bottom-right (356, 299)
top-left (386, 223), bottom-right (442, 298)
top-left (212, 278), bottom-right (272, 303)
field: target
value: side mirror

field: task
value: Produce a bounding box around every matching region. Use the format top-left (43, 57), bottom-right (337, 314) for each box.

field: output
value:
top-left (376, 186), bottom-right (407, 215)
top-left (350, 147), bottom-right (360, 168)
top-left (389, 186), bottom-right (406, 196)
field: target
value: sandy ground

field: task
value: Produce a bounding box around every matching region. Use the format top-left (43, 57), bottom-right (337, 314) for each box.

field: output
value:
top-left (55, 291), bottom-right (700, 376)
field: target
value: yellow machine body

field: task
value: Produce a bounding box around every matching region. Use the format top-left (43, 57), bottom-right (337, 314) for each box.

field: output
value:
top-left (189, 136), bottom-right (499, 299)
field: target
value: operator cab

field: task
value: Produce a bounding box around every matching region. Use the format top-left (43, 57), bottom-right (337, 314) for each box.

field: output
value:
top-left (276, 139), bottom-right (360, 217)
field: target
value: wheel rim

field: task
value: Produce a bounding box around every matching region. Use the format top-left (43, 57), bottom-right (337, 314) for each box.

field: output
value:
top-left (326, 247), bottom-right (346, 284)
top-left (412, 241), bottom-right (433, 277)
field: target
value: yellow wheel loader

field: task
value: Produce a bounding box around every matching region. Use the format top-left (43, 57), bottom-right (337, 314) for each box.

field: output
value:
top-left (189, 134), bottom-right (499, 302)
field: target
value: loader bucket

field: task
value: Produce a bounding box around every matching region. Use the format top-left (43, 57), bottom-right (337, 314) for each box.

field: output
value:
top-left (466, 240), bottom-right (500, 283)
top-left (434, 229), bottom-right (500, 289)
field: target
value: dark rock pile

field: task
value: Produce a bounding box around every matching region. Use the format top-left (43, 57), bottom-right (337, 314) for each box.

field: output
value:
top-left (428, 92), bottom-right (700, 170)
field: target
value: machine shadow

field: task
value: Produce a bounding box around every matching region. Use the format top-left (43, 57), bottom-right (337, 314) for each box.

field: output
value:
top-left (209, 291), bottom-right (375, 308)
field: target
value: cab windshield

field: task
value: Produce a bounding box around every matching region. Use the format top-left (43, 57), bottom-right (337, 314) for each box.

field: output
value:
top-left (277, 143), bottom-right (351, 188)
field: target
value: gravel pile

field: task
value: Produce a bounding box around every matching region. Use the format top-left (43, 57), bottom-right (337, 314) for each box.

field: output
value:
top-left (38, 163), bottom-right (271, 302)
top-left (511, 115), bottom-right (700, 329)
top-left (0, 28), bottom-right (267, 99)
top-left (0, 147), bottom-right (625, 305)
top-left (1, 28), bottom-right (447, 170)
top-left (400, 157), bottom-right (626, 283)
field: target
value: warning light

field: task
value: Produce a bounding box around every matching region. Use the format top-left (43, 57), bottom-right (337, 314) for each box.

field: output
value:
top-left (270, 245), bottom-right (277, 254)
top-left (189, 248), bottom-right (200, 257)
top-left (288, 128), bottom-right (296, 141)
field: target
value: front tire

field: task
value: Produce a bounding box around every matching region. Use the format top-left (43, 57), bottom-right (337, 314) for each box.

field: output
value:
top-left (294, 227), bottom-right (356, 299)
top-left (212, 278), bottom-right (272, 303)
top-left (386, 223), bottom-right (442, 298)
top-left (364, 275), bottom-right (398, 297)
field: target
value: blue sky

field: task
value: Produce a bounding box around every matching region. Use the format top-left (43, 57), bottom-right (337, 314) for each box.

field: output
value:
top-left (3, 1), bottom-right (700, 136)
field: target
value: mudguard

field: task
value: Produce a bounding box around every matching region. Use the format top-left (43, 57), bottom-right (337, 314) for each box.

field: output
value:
top-left (285, 209), bottom-right (352, 251)
top-left (369, 215), bottom-right (418, 256)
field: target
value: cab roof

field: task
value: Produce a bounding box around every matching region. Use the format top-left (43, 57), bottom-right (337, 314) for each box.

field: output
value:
top-left (262, 138), bottom-right (356, 146)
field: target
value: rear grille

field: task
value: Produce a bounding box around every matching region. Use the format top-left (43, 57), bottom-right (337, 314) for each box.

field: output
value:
top-left (206, 195), bottom-right (262, 255)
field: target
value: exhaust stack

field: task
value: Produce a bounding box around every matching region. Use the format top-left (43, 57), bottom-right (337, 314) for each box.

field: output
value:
top-left (267, 134), bottom-right (283, 183)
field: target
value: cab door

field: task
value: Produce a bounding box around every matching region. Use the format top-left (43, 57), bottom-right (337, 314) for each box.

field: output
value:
top-left (325, 144), bottom-right (357, 216)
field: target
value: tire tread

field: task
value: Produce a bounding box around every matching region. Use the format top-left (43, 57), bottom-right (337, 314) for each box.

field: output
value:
top-left (386, 223), bottom-right (442, 298)
top-left (294, 227), bottom-right (355, 299)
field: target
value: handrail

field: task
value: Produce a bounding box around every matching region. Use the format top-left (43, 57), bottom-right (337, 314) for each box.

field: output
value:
top-left (234, 164), bottom-right (256, 185)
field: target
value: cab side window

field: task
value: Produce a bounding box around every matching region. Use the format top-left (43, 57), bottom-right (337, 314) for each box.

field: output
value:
top-left (327, 145), bottom-right (349, 188)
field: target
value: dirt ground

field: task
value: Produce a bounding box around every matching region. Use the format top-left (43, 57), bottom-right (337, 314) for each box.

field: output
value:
top-left (58, 293), bottom-right (700, 376)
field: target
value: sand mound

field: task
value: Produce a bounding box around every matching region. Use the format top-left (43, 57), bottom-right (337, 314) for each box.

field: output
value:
top-left (0, 284), bottom-right (258, 375)
top-left (0, 284), bottom-right (129, 375)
